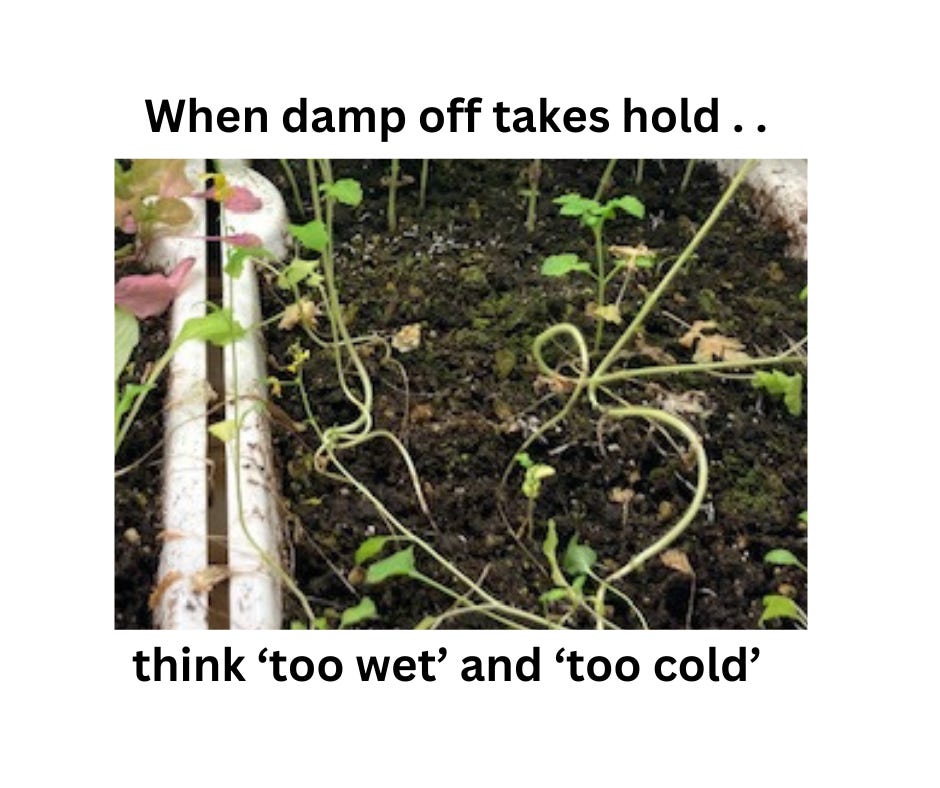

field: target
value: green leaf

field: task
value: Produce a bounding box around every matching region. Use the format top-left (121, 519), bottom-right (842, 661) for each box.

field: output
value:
top-left (415, 616), bottom-right (437, 630)
top-left (783, 374), bottom-right (804, 417)
top-left (522, 463), bottom-right (554, 500)
top-left (225, 246), bottom-right (275, 279)
top-left (115, 383), bottom-right (152, 427)
top-left (563, 535), bottom-right (597, 577)
top-left (339, 597), bottom-right (377, 628)
top-left (152, 197), bottom-right (193, 226)
top-left (539, 587), bottom-right (570, 604)
top-left (753, 370), bottom-right (803, 416)
top-left (799, 286), bottom-right (808, 302)
top-left (365, 546), bottom-right (416, 584)
top-left (208, 420), bottom-right (238, 443)
top-left (324, 179), bottom-right (363, 207)
top-left (607, 194), bottom-right (646, 219)
top-left (553, 193), bottom-right (599, 217)
top-left (115, 307), bottom-right (139, 382)
top-left (798, 511), bottom-right (808, 523)
top-left (289, 620), bottom-right (308, 630)
top-left (541, 254), bottom-right (592, 277)
top-left (759, 594), bottom-right (805, 627)
top-left (355, 536), bottom-right (391, 566)
top-left (277, 258), bottom-right (319, 290)
top-left (634, 255), bottom-right (655, 269)
top-left (174, 308), bottom-right (246, 348)
top-left (514, 452), bottom-right (534, 470)
top-left (764, 549), bottom-right (806, 571)
top-left (289, 220), bottom-right (329, 252)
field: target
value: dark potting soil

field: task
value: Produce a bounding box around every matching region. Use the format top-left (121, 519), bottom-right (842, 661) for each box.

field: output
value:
top-left (253, 159), bottom-right (808, 630)
top-left (114, 257), bottom-right (169, 629)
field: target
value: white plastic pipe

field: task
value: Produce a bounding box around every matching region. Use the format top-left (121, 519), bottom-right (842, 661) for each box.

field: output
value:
top-left (149, 161), bottom-right (288, 629)
top-left (150, 159), bottom-right (210, 629)
top-left (217, 161), bottom-right (288, 629)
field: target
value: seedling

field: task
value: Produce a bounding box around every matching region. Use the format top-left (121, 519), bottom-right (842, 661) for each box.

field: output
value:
top-left (514, 452), bottom-right (555, 537)
top-left (115, 307), bottom-right (247, 454)
top-left (679, 159), bottom-right (696, 193)
top-left (540, 190), bottom-right (646, 351)
top-left (759, 513), bottom-right (807, 627)
top-left (521, 159), bottom-right (541, 233)
top-left (419, 159), bottom-right (430, 213)
top-left (752, 370), bottom-right (804, 416)
top-left (539, 520), bottom-right (647, 628)
top-left (593, 159), bottom-right (618, 201)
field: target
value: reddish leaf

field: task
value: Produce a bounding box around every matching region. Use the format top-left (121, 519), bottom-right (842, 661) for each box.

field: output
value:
top-left (193, 185), bottom-right (262, 213)
top-left (114, 257), bottom-right (196, 318)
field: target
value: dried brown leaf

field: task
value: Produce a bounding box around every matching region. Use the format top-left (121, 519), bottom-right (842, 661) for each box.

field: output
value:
top-left (679, 320), bottom-right (718, 348)
top-left (392, 323), bottom-right (422, 352)
top-left (608, 487), bottom-right (635, 505)
top-left (191, 566), bottom-right (231, 595)
top-left (660, 548), bottom-right (694, 577)
top-left (148, 570), bottom-right (183, 610)
top-left (278, 299), bottom-right (319, 331)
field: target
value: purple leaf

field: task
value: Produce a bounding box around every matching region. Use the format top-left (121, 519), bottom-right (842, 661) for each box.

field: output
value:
top-left (192, 185), bottom-right (263, 213)
top-left (115, 257), bottom-right (196, 318)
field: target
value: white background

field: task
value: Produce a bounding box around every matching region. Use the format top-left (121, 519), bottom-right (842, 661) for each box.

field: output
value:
top-left (2, 1), bottom-right (936, 785)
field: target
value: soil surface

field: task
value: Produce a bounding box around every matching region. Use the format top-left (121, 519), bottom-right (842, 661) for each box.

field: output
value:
top-left (115, 253), bottom-right (168, 628)
top-left (253, 159), bottom-right (808, 629)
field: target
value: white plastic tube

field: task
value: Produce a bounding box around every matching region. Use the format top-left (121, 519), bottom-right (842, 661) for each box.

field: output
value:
top-left (217, 161), bottom-right (288, 629)
top-left (149, 161), bottom-right (288, 629)
top-left (150, 160), bottom-right (210, 630)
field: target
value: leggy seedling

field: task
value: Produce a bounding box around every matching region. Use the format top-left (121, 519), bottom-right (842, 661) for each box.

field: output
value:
top-left (540, 191), bottom-right (647, 351)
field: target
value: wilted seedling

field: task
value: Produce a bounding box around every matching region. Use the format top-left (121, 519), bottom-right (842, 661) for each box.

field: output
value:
top-left (515, 452), bottom-right (555, 537)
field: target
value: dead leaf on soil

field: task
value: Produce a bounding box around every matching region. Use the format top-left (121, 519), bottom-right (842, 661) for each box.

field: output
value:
top-left (608, 487), bottom-right (635, 505)
top-left (679, 319), bottom-right (750, 363)
top-left (586, 302), bottom-right (623, 325)
top-left (278, 299), bottom-right (319, 331)
top-left (660, 548), bottom-right (694, 577)
top-left (392, 323), bottom-right (422, 352)
top-left (534, 373), bottom-right (575, 395)
top-left (653, 388), bottom-right (713, 418)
